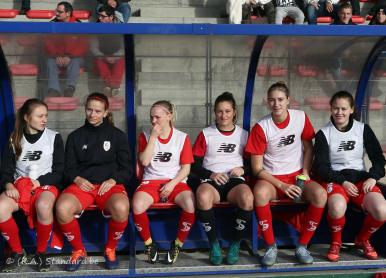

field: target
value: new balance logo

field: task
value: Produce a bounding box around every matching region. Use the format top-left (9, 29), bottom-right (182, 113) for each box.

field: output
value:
top-left (337, 141), bottom-right (356, 151)
top-left (22, 151), bottom-right (42, 161)
top-left (277, 135), bottom-right (295, 147)
top-left (153, 152), bottom-right (172, 162)
top-left (1, 232), bottom-right (9, 241)
top-left (217, 143), bottom-right (236, 153)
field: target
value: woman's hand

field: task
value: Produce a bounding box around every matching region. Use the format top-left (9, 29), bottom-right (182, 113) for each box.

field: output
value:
top-left (342, 181), bottom-right (359, 197)
top-left (5, 183), bottom-right (19, 200)
top-left (362, 178), bottom-right (376, 194)
top-left (279, 183), bottom-right (302, 200)
top-left (74, 176), bottom-right (95, 192)
top-left (159, 182), bottom-right (176, 199)
top-left (210, 172), bottom-right (229, 185)
top-left (229, 167), bottom-right (244, 178)
top-left (31, 179), bottom-right (41, 190)
top-left (150, 124), bottom-right (162, 139)
top-left (98, 178), bottom-right (117, 196)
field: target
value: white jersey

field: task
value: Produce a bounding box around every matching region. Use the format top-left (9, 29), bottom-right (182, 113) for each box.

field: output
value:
top-left (14, 128), bottom-right (57, 180)
top-left (321, 120), bottom-right (365, 172)
top-left (202, 125), bottom-right (248, 174)
top-left (258, 109), bottom-right (305, 175)
top-left (142, 128), bottom-right (188, 181)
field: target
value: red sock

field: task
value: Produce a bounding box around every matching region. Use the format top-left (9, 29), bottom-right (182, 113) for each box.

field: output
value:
top-left (255, 204), bottom-right (275, 246)
top-left (59, 219), bottom-right (84, 251)
top-left (0, 218), bottom-right (23, 253)
top-left (327, 214), bottom-right (345, 244)
top-left (133, 212), bottom-right (151, 242)
top-left (106, 219), bottom-right (128, 249)
top-left (176, 211), bottom-right (195, 244)
top-left (298, 205), bottom-right (324, 245)
top-left (36, 222), bottom-right (52, 253)
top-left (356, 214), bottom-right (385, 242)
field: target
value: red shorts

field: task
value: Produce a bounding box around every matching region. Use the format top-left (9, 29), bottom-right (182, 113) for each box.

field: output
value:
top-left (273, 170), bottom-right (314, 200)
top-left (14, 177), bottom-right (59, 228)
top-left (323, 181), bottom-right (382, 208)
top-left (135, 180), bottom-right (191, 203)
top-left (62, 183), bottom-right (127, 211)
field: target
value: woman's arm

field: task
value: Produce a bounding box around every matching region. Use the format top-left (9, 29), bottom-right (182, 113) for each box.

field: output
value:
top-left (364, 124), bottom-right (386, 180)
top-left (37, 134), bottom-right (65, 189)
top-left (138, 128), bottom-right (160, 167)
top-left (0, 142), bottom-right (16, 192)
top-left (312, 130), bottom-right (346, 184)
top-left (302, 139), bottom-right (313, 178)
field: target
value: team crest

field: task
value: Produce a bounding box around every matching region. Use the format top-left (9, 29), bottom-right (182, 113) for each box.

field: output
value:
top-left (103, 141), bottom-right (111, 151)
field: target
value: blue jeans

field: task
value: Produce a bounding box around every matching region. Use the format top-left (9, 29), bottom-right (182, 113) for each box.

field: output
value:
top-left (47, 57), bottom-right (82, 92)
top-left (96, 2), bottom-right (131, 23)
top-left (306, 0), bottom-right (339, 24)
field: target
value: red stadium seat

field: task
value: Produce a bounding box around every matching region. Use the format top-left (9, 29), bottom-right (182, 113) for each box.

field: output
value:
top-left (17, 36), bottom-right (38, 47)
top-left (10, 64), bottom-right (38, 76)
top-left (0, 9), bottom-right (19, 18)
top-left (26, 10), bottom-right (55, 19)
top-left (352, 15), bottom-right (366, 24)
top-left (305, 96), bottom-right (330, 110)
top-left (257, 64), bottom-right (287, 77)
top-left (73, 10), bottom-right (91, 20)
top-left (382, 144), bottom-right (386, 153)
top-left (14, 96), bottom-right (29, 109)
top-left (44, 97), bottom-right (79, 111)
top-left (108, 96), bottom-right (125, 111)
top-left (369, 97), bottom-right (383, 110)
top-left (297, 64), bottom-right (319, 77)
top-left (317, 16), bottom-right (332, 24)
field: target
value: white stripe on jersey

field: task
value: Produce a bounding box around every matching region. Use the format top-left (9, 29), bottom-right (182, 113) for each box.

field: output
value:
top-left (321, 120), bottom-right (365, 172)
top-left (14, 128), bottom-right (57, 180)
top-left (142, 128), bottom-right (188, 181)
top-left (202, 124), bottom-right (248, 175)
top-left (258, 109), bottom-right (305, 175)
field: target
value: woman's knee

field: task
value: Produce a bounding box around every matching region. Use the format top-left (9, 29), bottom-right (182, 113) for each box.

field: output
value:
top-left (109, 198), bottom-right (130, 218)
top-left (328, 197), bottom-right (347, 218)
top-left (35, 198), bottom-right (55, 216)
top-left (0, 199), bottom-right (15, 222)
top-left (236, 190), bottom-right (254, 210)
top-left (132, 196), bottom-right (150, 214)
top-left (196, 188), bottom-right (214, 209)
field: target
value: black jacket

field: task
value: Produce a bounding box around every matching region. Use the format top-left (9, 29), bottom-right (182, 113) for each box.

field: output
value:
top-left (312, 119), bottom-right (385, 184)
top-left (64, 119), bottom-right (133, 187)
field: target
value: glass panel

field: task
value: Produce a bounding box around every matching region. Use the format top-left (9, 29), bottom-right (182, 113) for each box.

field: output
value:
top-left (210, 35), bottom-right (256, 129)
top-left (134, 35), bottom-right (208, 141)
top-left (2, 33), bottom-right (126, 141)
top-left (252, 36), bottom-right (379, 131)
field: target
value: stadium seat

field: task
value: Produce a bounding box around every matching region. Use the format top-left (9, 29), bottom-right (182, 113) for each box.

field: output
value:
top-left (297, 64), bottom-right (319, 77)
top-left (0, 9), bottom-right (19, 18)
top-left (317, 16), bottom-right (332, 24)
top-left (44, 97), bottom-right (79, 111)
top-left (305, 96), bottom-right (330, 110)
top-left (73, 10), bottom-right (91, 20)
top-left (17, 36), bottom-right (38, 47)
top-left (352, 16), bottom-right (366, 24)
top-left (369, 97), bottom-right (383, 110)
top-left (14, 96), bottom-right (29, 109)
top-left (9, 64), bottom-right (38, 76)
top-left (257, 64), bottom-right (288, 77)
top-left (26, 10), bottom-right (55, 19)
top-left (108, 96), bottom-right (125, 111)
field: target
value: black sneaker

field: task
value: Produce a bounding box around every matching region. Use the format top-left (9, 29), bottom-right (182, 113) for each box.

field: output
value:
top-left (63, 86), bottom-right (75, 97)
top-left (35, 253), bottom-right (50, 272)
top-left (1, 250), bottom-right (26, 272)
top-left (47, 88), bottom-right (61, 97)
top-left (166, 241), bottom-right (181, 264)
top-left (145, 242), bottom-right (159, 264)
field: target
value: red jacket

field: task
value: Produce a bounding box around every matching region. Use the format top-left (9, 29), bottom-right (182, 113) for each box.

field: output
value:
top-left (44, 16), bottom-right (89, 57)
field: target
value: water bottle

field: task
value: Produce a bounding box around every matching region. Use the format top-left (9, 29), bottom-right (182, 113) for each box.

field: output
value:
top-left (294, 174), bottom-right (307, 202)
